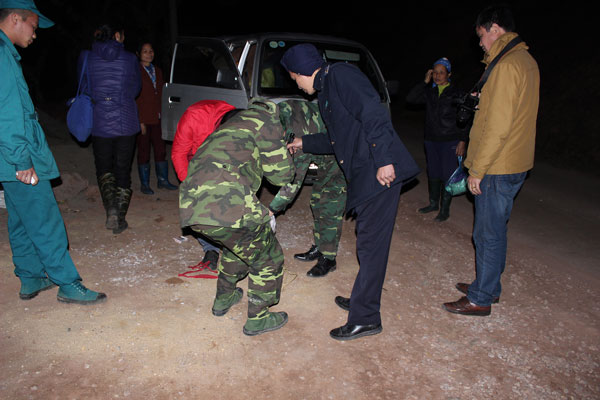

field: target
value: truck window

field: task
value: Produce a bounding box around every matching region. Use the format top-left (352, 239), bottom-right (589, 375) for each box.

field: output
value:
top-left (172, 42), bottom-right (241, 90)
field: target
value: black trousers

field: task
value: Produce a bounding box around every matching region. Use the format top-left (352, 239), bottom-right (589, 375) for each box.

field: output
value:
top-left (92, 135), bottom-right (136, 188)
top-left (347, 183), bottom-right (402, 326)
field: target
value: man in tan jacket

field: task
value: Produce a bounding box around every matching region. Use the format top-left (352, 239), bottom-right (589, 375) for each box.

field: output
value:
top-left (443, 5), bottom-right (540, 316)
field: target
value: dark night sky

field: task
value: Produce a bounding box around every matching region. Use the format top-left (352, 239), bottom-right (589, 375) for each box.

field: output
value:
top-left (14, 0), bottom-right (596, 170)
top-left (22, 0), bottom-right (571, 101)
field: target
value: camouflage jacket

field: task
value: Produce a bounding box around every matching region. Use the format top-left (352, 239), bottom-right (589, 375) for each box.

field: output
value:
top-left (269, 100), bottom-right (340, 213)
top-left (179, 98), bottom-right (295, 229)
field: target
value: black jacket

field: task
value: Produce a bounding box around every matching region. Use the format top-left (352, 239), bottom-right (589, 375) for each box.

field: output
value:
top-left (302, 63), bottom-right (420, 211)
top-left (406, 82), bottom-right (468, 142)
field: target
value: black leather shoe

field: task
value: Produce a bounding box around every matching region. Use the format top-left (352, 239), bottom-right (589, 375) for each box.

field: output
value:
top-left (294, 245), bottom-right (322, 262)
top-left (330, 323), bottom-right (383, 341)
top-left (455, 282), bottom-right (499, 304)
top-left (306, 256), bottom-right (336, 277)
top-left (335, 296), bottom-right (350, 311)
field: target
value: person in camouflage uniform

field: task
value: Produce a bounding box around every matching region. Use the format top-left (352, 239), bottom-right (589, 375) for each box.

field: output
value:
top-left (269, 100), bottom-right (346, 277)
top-left (179, 97), bottom-right (295, 336)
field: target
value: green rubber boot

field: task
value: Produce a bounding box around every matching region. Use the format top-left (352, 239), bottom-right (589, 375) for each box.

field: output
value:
top-left (418, 179), bottom-right (442, 214)
top-left (435, 189), bottom-right (452, 222)
top-left (98, 173), bottom-right (118, 229)
top-left (112, 187), bottom-right (132, 234)
top-left (212, 287), bottom-right (243, 316)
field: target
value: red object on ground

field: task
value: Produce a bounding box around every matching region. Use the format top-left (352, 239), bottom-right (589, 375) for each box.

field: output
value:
top-left (178, 260), bottom-right (218, 279)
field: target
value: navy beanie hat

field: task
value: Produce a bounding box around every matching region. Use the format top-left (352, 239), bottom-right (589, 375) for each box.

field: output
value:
top-left (280, 43), bottom-right (324, 76)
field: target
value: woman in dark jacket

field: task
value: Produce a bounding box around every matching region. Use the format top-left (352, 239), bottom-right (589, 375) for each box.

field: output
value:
top-left (406, 57), bottom-right (468, 222)
top-left (78, 23), bottom-right (141, 234)
top-left (135, 42), bottom-right (176, 195)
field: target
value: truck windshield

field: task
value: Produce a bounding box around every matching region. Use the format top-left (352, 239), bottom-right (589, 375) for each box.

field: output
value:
top-left (256, 40), bottom-right (385, 101)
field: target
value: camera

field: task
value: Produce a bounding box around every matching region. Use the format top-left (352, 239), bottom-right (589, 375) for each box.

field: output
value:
top-left (455, 92), bottom-right (480, 127)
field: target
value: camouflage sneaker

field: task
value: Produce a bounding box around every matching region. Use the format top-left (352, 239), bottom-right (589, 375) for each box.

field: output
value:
top-left (243, 311), bottom-right (288, 336)
top-left (19, 277), bottom-right (56, 300)
top-left (57, 281), bottom-right (107, 305)
top-left (212, 287), bottom-right (243, 316)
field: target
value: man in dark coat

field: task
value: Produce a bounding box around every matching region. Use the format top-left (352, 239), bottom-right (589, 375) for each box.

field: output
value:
top-left (283, 43), bottom-right (420, 340)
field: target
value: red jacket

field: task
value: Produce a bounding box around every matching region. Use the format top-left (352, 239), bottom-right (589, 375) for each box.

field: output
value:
top-left (135, 63), bottom-right (163, 125)
top-left (171, 100), bottom-right (235, 181)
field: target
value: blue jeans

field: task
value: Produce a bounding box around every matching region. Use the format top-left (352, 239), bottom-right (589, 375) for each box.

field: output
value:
top-left (467, 173), bottom-right (527, 306)
top-left (195, 234), bottom-right (220, 253)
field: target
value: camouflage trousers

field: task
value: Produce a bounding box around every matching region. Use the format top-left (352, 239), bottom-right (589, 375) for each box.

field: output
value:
top-left (191, 222), bottom-right (284, 320)
top-left (310, 158), bottom-right (347, 259)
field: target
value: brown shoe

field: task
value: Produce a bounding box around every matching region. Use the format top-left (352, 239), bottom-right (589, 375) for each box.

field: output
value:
top-left (455, 282), bottom-right (500, 304)
top-left (443, 296), bottom-right (491, 316)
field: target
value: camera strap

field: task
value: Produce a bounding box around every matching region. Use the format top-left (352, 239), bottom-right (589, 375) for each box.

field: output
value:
top-left (473, 36), bottom-right (523, 92)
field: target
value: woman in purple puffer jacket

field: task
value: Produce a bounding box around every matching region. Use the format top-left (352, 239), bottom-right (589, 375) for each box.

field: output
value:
top-left (77, 23), bottom-right (141, 234)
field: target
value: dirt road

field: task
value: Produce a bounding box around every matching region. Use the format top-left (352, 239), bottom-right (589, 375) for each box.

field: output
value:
top-left (0, 110), bottom-right (598, 399)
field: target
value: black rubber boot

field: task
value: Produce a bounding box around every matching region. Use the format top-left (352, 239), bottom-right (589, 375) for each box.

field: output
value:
top-left (435, 189), bottom-right (452, 222)
top-left (418, 179), bottom-right (442, 214)
top-left (113, 187), bottom-right (132, 234)
top-left (138, 163), bottom-right (154, 195)
top-left (98, 173), bottom-right (118, 230)
top-left (156, 161), bottom-right (177, 190)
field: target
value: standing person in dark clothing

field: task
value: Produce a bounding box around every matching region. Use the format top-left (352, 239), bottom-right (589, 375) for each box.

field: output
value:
top-left (406, 57), bottom-right (468, 222)
top-left (78, 22), bottom-right (141, 234)
top-left (135, 41), bottom-right (177, 195)
top-left (283, 44), bottom-right (420, 340)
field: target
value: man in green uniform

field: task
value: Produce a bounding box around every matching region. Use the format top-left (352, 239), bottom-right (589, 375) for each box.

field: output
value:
top-left (269, 100), bottom-right (346, 277)
top-left (0, 0), bottom-right (105, 304)
top-left (179, 98), bottom-right (295, 336)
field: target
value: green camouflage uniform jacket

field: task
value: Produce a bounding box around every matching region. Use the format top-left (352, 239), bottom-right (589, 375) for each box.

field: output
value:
top-left (269, 100), bottom-right (343, 213)
top-left (179, 98), bottom-right (295, 229)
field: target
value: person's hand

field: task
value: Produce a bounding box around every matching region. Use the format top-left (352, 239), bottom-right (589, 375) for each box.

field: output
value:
top-left (456, 141), bottom-right (466, 157)
top-left (424, 69), bottom-right (433, 84)
top-left (376, 164), bottom-right (396, 187)
top-left (467, 175), bottom-right (482, 195)
top-left (140, 123), bottom-right (147, 135)
top-left (286, 137), bottom-right (303, 155)
top-left (16, 167), bottom-right (38, 185)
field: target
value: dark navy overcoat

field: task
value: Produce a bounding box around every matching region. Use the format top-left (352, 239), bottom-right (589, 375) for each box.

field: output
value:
top-left (302, 63), bottom-right (420, 211)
